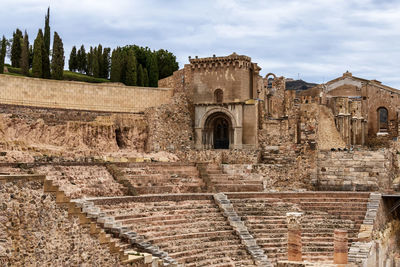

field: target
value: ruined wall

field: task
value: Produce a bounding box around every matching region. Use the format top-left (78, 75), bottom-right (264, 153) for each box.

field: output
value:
top-left (317, 105), bottom-right (346, 149)
top-left (315, 150), bottom-right (393, 191)
top-left (0, 178), bottom-right (121, 265)
top-left (0, 74), bottom-right (173, 113)
top-left (145, 93), bottom-right (194, 152)
top-left (175, 149), bottom-right (259, 164)
top-left (0, 105), bottom-right (148, 154)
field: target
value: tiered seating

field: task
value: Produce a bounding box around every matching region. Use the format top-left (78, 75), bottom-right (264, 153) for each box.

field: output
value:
top-left (228, 192), bottom-right (370, 264)
top-left (35, 165), bottom-right (128, 199)
top-left (204, 164), bottom-right (264, 192)
top-left (94, 195), bottom-right (255, 266)
top-left (119, 163), bottom-right (205, 194)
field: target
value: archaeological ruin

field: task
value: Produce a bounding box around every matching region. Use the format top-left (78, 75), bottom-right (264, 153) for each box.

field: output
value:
top-left (1, 53), bottom-right (400, 266)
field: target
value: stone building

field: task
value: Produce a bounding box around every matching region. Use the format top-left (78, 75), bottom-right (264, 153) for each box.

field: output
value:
top-left (299, 71), bottom-right (400, 146)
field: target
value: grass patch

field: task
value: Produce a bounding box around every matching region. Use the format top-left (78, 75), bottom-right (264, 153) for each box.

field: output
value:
top-left (5, 66), bottom-right (109, 84)
top-left (63, 71), bottom-right (110, 83)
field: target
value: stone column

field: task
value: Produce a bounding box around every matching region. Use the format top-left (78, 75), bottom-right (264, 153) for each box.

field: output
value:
top-left (334, 229), bottom-right (348, 264)
top-left (194, 128), bottom-right (203, 149)
top-left (286, 212), bottom-right (303, 262)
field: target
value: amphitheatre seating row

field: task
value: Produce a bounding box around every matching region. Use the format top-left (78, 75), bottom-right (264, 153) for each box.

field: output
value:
top-left (90, 195), bottom-right (255, 267)
top-left (203, 164), bottom-right (264, 192)
top-left (227, 192), bottom-right (370, 264)
top-left (117, 163), bottom-right (206, 195)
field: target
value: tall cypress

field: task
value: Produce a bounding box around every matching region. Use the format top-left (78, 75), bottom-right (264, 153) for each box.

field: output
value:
top-left (0, 36), bottom-right (6, 74)
top-left (92, 47), bottom-right (99, 78)
top-left (29, 44), bottom-right (33, 69)
top-left (11, 29), bottom-right (23, 68)
top-left (42, 7), bottom-right (51, 78)
top-left (69, 46), bottom-right (77, 71)
top-left (20, 31), bottom-right (30, 76)
top-left (102, 47), bottom-right (110, 79)
top-left (86, 47), bottom-right (93, 75)
top-left (143, 67), bottom-right (149, 87)
top-left (137, 64), bottom-right (144, 86)
top-left (124, 48), bottom-right (137, 86)
top-left (32, 29), bottom-right (44, 78)
top-left (110, 48), bottom-right (122, 82)
top-left (147, 53), bottom-right (158, 87)
top-left (51, 32), bottom-right (64, 80)
top-left (77, 45), bottom-right (87, 73)
top-left (97, 44), bottom-right (103, 78)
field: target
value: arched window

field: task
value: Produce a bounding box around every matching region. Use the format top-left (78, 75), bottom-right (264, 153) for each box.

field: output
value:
top-left (378, 107), bottom-right (388, 132)
top-left (214, 89), bottom-right (223, 103)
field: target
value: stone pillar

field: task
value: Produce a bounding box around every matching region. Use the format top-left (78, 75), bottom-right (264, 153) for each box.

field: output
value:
top-left (286, 212), bottom-right (302, 262)
top-left (334, 229), bottom-right (348, 264)
top-left (233, 127), bottom-right (243, 149)
top-left (195, 128), bottom-right (202, 149)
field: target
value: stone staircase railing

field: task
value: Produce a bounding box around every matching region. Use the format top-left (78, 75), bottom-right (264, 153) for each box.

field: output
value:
top-left (42, 178), bottom-right (157, 266)
top-left (348, 192), bottom-right (381, 265)
top-left (75, 198), bottom-right (179, 267)
top-left (213, 193), bottom-right (272, 266)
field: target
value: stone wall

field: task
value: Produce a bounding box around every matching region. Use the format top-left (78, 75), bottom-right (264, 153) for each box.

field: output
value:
top-left (315, 150), bottom-right (394, 191)
top-left (0, 74), bottom-right (172, 113)
top-left (0, 177), bottom-right (121, 265)
top-left (175, 149), bottom-right (260, 164)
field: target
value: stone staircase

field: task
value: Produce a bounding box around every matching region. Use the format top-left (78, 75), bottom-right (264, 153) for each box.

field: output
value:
top-left (115, 163), bottom-right (206, 195)
top-left (198, 163), bottom-right (264, 192)
top-left (227, 192), bottom-right (370, 264)
top-left (88, 194), bottom-right (256, 267)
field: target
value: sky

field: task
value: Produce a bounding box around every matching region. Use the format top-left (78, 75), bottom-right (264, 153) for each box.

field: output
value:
top-left (1, 0), bottom-right (400, 87)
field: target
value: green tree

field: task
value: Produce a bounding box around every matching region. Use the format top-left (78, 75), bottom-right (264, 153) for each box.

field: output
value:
top-left (147, 52), bottom-right (158, 87)
top-left (0, 36), bottom-right (7, 74)
top-left (110, 48), bottom-right (122, 82)
top-left (137, 64), bottom-right (144, 86)
top-left (92, 47), bottom-right (99, 78)
top-left (86, 46), bottom-right (93, 75)
top-left (51, 32), bottom-right (64, 80)
top-left (20, 31), bottom-right (30, 76)
top-left (156, 49), bottom-right (179, 79)
top-left (68, 46), bottom-right (77, 71)
top-left (77, 45), bottom-right (87, 73)
top-left (124, 48), bottom-right (137, 86)
top-left (42, 7), bottom-right (51, 78)
top-left (97, 44), bottom-right (103, 78)
top-left (143, 67), bottom-right (149, 87)
top-left (32, 29), bottom-right (44, 78)
top-left (11, 28), bottom-right (23, 67)
top-left (102, 47), bottom-right (111, 79)
top-left (29, 44), bottom-right (33, 68)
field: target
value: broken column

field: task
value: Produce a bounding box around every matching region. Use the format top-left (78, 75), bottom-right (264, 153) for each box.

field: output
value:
top-left (286, 212), bottom-right (303, 261)
top-left (334, 229), bottom-right (348, 264)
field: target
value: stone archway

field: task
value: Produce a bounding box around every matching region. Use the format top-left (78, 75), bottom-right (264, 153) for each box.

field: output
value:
top-left (203, 112), bottom-right (233, 149)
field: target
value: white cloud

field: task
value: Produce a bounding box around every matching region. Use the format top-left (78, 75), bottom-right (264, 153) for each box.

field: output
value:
top-left (1, 0), bottom-right (400, 87)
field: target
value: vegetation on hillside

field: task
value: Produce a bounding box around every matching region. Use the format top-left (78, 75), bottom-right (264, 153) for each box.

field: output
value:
top-left (1, 7), bottom-right (179, 86)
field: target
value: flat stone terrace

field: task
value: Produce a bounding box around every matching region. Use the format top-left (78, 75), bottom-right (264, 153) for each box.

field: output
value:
top-left (89, 194), bottom-right (255, 267)
top-left (226, 192), bottom-right (371, 264)
top-left (115, 163), bottom-right (205, 195)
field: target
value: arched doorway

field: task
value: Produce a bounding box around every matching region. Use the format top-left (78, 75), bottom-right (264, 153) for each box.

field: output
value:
top-left (203, 112), bottom-right (233, 149)
top-left (213, 117), bottom-right (229, 149)
top-left (378, 107), bottom-right (388, 132)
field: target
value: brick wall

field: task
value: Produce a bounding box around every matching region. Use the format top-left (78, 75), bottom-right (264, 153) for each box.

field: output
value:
top-left (315, 150), bottom-right (393, 191)
top-left (0, 74), bottom-right (173, 113)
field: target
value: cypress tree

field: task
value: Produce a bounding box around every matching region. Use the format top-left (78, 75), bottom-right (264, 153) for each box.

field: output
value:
top-left (32, 29), bottom-right (44, 78)
top-left (86, 47), bottom-right (93, 75)
top-left (102, 47), bottom-right (110, 79)
top-left (11, 29), bottom-right (23, 68)
top-left (42, 7), bottom-right (51, 78)
top-left (69, 46), bottom-right (77, 71)
top-left (124, 48), bottom-right (137, 86)
top-left (29, 44), bottom-right (33, 69)
top-left (51, 32), bottom-right (64, 80)
top-left (0, 36), bottom-right (6, 74)
top-left (110, 48), bottom-right (122, 82)
top-left (137, 64), bottom-right (144, 86)
top-left (20, 31), bottom-right (30, 76)
top-left (143, 67), bottom-right (149, 87)
top-left (92, 47), bottom-right (99, 78)
top-left (97, 44), bottom-right (103, 78)
top-left (77, 45), bottom-right (87, 73)
top-left (147, 53), bottom-right (158, 87)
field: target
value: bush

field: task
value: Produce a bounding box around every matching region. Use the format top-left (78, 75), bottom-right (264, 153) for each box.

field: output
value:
top-left (63, 71), bottom-right (109, 83)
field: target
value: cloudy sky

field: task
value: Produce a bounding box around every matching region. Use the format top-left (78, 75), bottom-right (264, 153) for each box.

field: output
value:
top-left (1, 0), bottom-right (400, 87)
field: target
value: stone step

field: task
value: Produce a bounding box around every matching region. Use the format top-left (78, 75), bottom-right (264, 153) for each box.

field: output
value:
top-left (148, 230), bottom-right (237, 244)
top-left (214, 184), bottom-right (264, 192)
